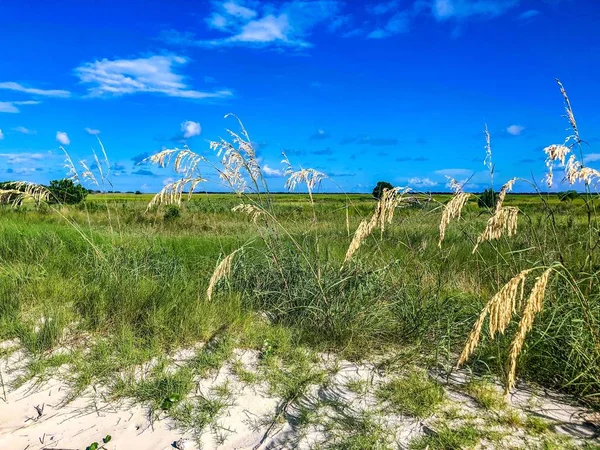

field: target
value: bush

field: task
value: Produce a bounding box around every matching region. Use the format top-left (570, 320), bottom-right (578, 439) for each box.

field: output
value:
top-left (372, 181), bottom-right (393, 200)
top-left (164, 205), bottom-right (181, 221)
top-left (48, 179), bottom-right (89, 204)
top-left (478, 188), bottom-right (497, 209)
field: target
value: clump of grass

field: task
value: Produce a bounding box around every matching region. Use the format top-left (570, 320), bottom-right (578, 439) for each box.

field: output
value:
top-left (525, 415), bottom-right (551, 434)
top-left (376, 368), bottom-right (445, 418)
top-left (231, 359), bottom-right (258, 384)
top-left (346, 378), bottom-right (370, 396)
top-left (328, 412), bottom-right (393, 450)
top-left (464, 380), bottom-right (506, 410)
top-left (409, 423), bottom-right (483, 450)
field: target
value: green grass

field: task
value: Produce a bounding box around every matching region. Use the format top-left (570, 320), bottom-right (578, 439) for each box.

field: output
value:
top-left (0, 188), bottom-right (599, 419)
top-left (409, 423), bottom-right (484, 450)
top-left (376, 368), bottom-right (445, 418)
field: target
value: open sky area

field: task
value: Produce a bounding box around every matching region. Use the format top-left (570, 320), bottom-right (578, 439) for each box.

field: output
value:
top-left (1, 0), bottom-right (599, 193)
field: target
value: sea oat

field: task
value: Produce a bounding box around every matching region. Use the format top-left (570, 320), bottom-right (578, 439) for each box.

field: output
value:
top-left (0, 181), bottom-right (50, 206)
top-left (473, 178), bottom-right (519, 252)
top-left (438, 191), bottom-right (471, 248)
top-left (505, 268), bottom-right (552, 394)
top-left (457, 269), bottom-right (532, 367)
top-left (147, 177), bottom-right (206, 210)
top-left (543, 144), bottom-right (571, 187)
top-left (232, 204), bottom-right (264, 224)
top-left (343, 187), bottom-right (408, 263)
top-left (206, 249), bottom-right (239, 301)
top-left (556, 79), bottom-right (580, 143)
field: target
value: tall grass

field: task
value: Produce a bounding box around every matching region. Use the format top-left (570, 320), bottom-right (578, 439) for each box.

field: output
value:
top-left (0, 81), bottom-right (598, 410)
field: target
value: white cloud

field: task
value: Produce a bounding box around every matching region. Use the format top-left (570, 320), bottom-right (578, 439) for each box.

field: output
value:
top-left (583, 153), bottom-right (600, 164)
top-left (434, 168), bottom-right (473, 178)
top-left (56, 131), bottom-right (70, 145)
top-left (0, 100), bottom-right (40, 114)
top-left (181, 120), bottom-right (201, 138)
top-left (75, 55), bottom-right (233, 99)
top-left (14, 126), bottom-right (36, 135)
top-left (367, 0), bottom-right (401, 15)
top-left (223, 1), bottom-right (257, 19)
top-left (85, 127), bottom-right (100, 135)
top-left (519, 9), bottom-right (540, 20)
top-left (0, 152), bottom-right (46, 164)
top-left (408, 177), bottom-right (437, 187)
top-left (0, 81), bottom-right (70, 97)
top-left (367, 11), bottom-right (410, 38)
top-left (430, 0), bottom-right (519, 21)
top-left (263, 164), bottom-right (283, 177)
top-left (507, 124), bottom-right (525, 135)
top-left (0, 129), bottom-right (3, 140)
top-left (165, 1), bottom-right (343, 48)
top-left (163, 177), bottom-right (175, 186)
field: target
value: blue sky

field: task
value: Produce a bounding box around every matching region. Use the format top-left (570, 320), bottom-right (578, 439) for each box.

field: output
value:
top-left (1, 0), bottom-right (599, 193)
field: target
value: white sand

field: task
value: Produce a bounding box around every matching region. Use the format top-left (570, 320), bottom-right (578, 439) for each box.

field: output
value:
top-left (1, 343), bottom-right (598, 450)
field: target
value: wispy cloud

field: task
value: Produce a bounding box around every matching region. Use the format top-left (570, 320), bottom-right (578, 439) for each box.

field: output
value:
top-left (56, 131), bottom-right (70, 145)
top-left (428, 0), bottom-right (520, 21)
top-left (310, 128), bottom-right (330, 140)
top-left (75, 55), bottom-right (233, 99)
top-left (366, 0), bottom-right (402, 15)
top-left (583, 153), bottom-right (600, 164)
top-left (408, 177), bottom-right (437, 187)
top-left (181, 120), bottom-right (201, 138)
top-left (14, 126), bottom-right (36, 135)
top-left (0, 129), bottom-right (3, 140)
top-left (367, 11), bottom-right (410, 38)
top-left (518, 9), bottom-right (540, 20)
top-left (0, 100), bottom-right (40, 114)
top-left (434, 168), bottom-right (473, 178)
top-left (0, 81), bottom-right (70, 97)
top-left (85, 127), bottom-right (100, 135)
top-left (0, 152), bottom-right (46, 164)
top-left (507, 124), bottom-right (525, 136)
top-left (162, 0), bottom-right (343, 49)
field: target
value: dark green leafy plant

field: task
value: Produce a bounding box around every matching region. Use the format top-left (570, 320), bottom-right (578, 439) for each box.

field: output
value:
top-left (372, 181), bottom-right (394, 200)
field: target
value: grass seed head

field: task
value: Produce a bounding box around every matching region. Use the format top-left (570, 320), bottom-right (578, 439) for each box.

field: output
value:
top-left (506, 269), bottom-right (553, 395)
top-left (457, 269), bottom-right (532, 368)
top-left (438, 191), bottom-right (471, 248)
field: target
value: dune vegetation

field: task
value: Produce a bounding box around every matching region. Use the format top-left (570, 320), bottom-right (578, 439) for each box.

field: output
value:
top-left (0, 81), bottom-right (599, 449)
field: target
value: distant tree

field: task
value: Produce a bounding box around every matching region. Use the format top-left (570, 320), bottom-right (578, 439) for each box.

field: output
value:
top-left (134, 190), bottom-right (142, 195)
top-left (48, 179), bottom-right (89, 204)
top-left (478, 188), bottom-right (497, 209)
top-left (372, 181), bottom-right (394, 200)
top-left (558, 190), bottom-right (578, 202)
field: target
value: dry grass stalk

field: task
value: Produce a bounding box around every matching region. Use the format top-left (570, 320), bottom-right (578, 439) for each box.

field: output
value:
top-left (457, 269), bottom-right (532, 368)
top-left (556, 78), bottom-right (580, 143)
top-left (505, 268), bottom-right (553, 395)
top-left (345, 206), bottom-right (350, 237)
top-left (147, 177), bottom-right (206, 210)
top-left (0, 181), bottom-right (50, 206)
top-left (543, 144), bottom-right (571, 187)
top-left (206, 249), bottom-right (239, 301)
top-left (232, 204), bottom-right (264, 224)
top-left (473, 178), bottom-right (519, 253)
top-left (343, 187), bottom-right (406, 263)
top-left (438, 191), bottom-right (471, 248)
